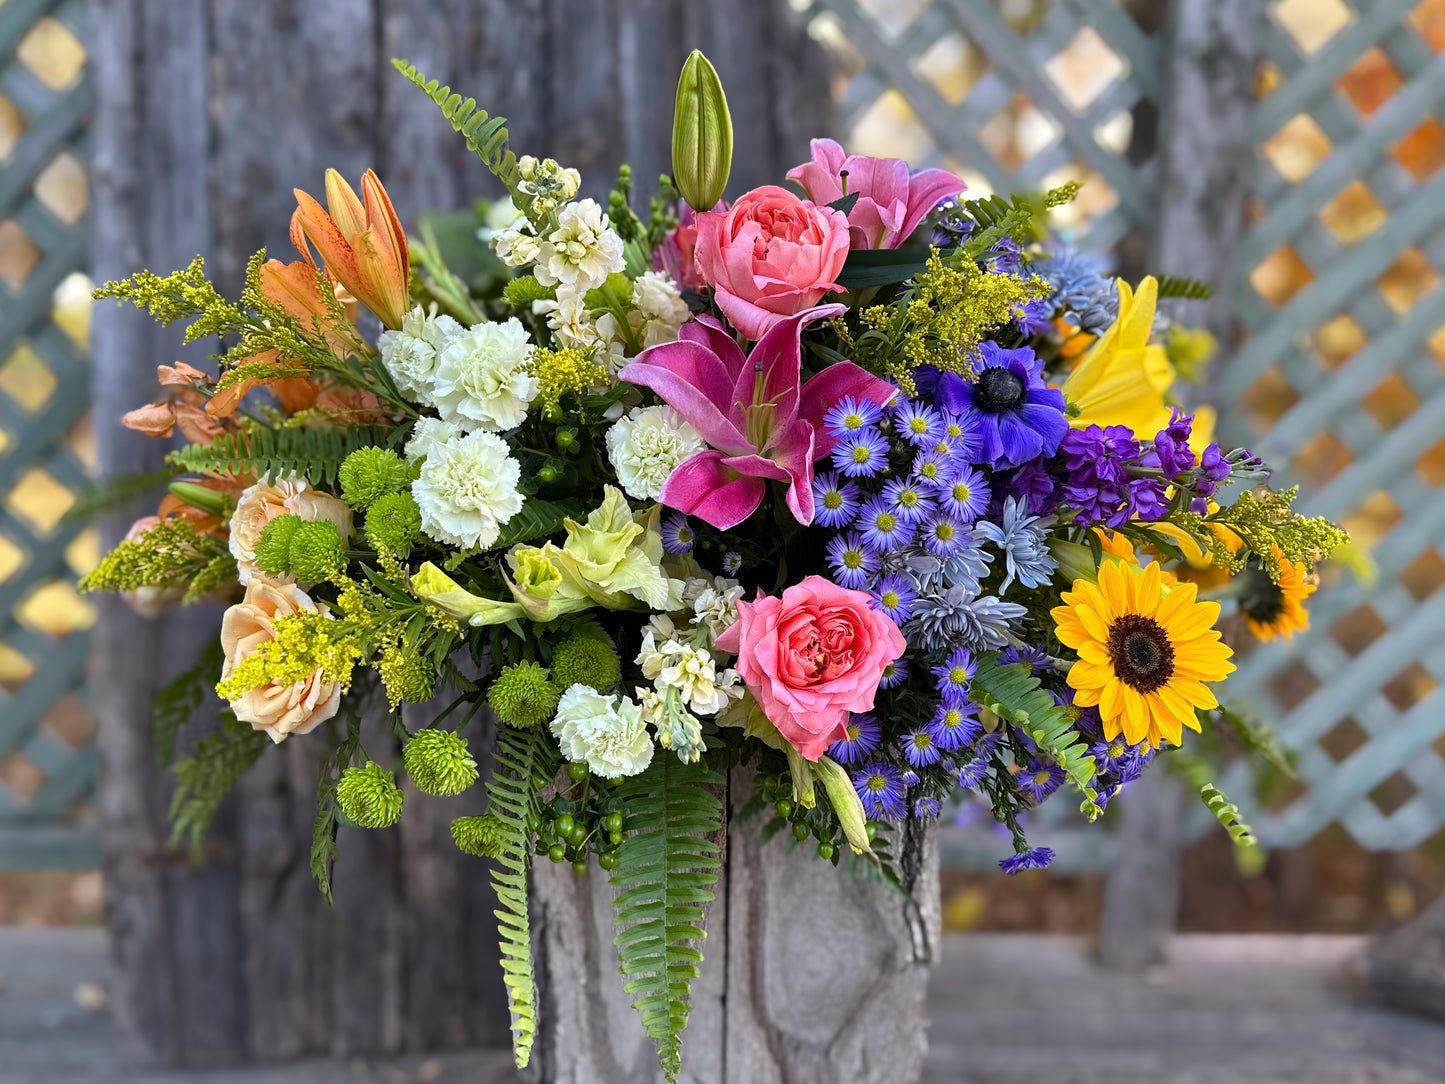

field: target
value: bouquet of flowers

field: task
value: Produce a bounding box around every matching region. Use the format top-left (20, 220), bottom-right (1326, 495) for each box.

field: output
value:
top-left (83, 51), bottom-right (1347, 1079)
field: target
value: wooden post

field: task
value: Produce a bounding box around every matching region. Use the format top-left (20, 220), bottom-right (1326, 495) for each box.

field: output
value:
top-left (529, 769), bottom-right (941, 1084)
top-left (92, 0), bottom-right (867, 1068)
top-left (1098, 0), bottom-right (1267, 971)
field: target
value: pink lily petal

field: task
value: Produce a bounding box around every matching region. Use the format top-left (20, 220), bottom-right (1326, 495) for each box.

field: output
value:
top-left (900, 167), bottom-right (967, 244)
top-left (840, 154), bottom-right (911, 217)
top-left (660, 450), bottom-right (768, 530)
top-left (619, 342), bottom-right (751, 453)
top-left (785, 138), bottom-right (848, 205)
top-left (680, 315), bottom-right (748, 382)
top-left (797, 361), bottom-right (899, 458)
top-left (732, 303), bottom-right (848, 434)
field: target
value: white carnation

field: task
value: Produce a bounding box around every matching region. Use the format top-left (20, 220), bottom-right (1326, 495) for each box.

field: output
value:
top-left (605, 405), bottom-right (704, 502)
top-left (404, 416), bottom-right (462, 463)
top-left (533, 199), bottom-right (624, 291)
top-left (432, 318), bottom-right (539, 431)
top-left (378, 306), bottom-right (463, 404)
top-left (412, 430), bottom-right (524, 550)
top-left (549, 685), bottom-right (654, 779)
top-left (687, 576), bottom-right (746, 644)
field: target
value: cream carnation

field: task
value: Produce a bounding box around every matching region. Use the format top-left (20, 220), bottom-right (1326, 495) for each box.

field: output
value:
top-left (549, 684), bottom-right (653, 779)
top-left (432, 318), bottom-right (539, 431)
top-left (220, 577), bottom-right (341, 743)
top-left (605, 405), bottom-right (704, 502)
top-left (404, 416), bottom-right (462, 463)
top-left (632, 271), bottom-right (690, 348)
top-left (534, 199), bottom-right (624, 290)
top-left (412, 430), bottom-right (524, 550)
top-left (229, 472), bottom-right (353, 586)
top-left (378, 306), bottom-right (462, 404)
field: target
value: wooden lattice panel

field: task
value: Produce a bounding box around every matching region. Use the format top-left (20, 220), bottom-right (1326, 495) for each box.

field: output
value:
top-left (0, 0), bottom-right (97, 859)
top-left (795, 0), bottom-right (1167, 249)
top-left (1217, 0), bottom-right (1445, 851)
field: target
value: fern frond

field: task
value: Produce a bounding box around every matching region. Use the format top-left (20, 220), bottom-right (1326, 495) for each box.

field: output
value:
top-left (153, 638), bottom-right (228, 768)
top-left (484, 723), bottom-right (555, 1068)
top-left (168, 709), bottom-right (268, 860)
top-left (167, 426), bottom-right (393, 489)
top-left (392, 59), bottom-right (520, 198)
top-left (1154, 275), bottom-right (1213, 300)
top-left (1200, 783), bottom-right (1257, 847)
top-left (971, 654), bottom-right (1099, 818)
top-left (310, 703), bottom-right (363, 903)
top-left (493, 498), bottom-right (589, 550)
top-left (610, 757), bottom-right (725, 1083)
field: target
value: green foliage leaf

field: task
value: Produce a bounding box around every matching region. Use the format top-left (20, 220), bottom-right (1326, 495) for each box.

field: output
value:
top-left (482, 722), bottom-right (556, 1069)
top-left (609, 756), bottom-right (725, 1083)
top-left (153, 638), bottom-right (228, 769)
top-left (392, 59), bottom-right (521, 202)
top-left (836, 248), bottom-right (931, 289)
top-left (1153, 275), bottom-right (1214, 301)
top-left (167, 426), bottom-right (394, 490)
top-left (971, 654), bottom-right (1099, 817)
top-left (494, 498), bottom-right (589, 550)
top-left (310, 705), bottom-right (363, 903)
top-left (1200, 783), bottom-right (1257, 847)
top-left (168, 709), bottom-right (268, 861)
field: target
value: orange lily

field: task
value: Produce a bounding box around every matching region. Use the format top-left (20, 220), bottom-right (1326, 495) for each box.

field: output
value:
top-left (291, 169), bottom-right (410, 329)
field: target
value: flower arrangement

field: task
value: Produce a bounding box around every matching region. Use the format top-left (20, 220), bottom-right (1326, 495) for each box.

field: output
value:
top-left (83, 51), bottom-right (1347, 1080)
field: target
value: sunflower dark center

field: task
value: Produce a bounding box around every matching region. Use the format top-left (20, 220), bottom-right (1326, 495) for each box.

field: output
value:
top-left (975, 367), bottom-right (1027, 413)
top-left (1106, 613), bottom-right (1176, 693)
top-left (1238, 566), bottom-right (1285, 623)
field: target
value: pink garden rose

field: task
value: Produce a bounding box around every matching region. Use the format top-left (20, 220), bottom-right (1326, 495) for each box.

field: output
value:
top-left (787, 138), bottom-right (965, 250)
top-left (694, 186), bottom-right (850, 341)
top-left (715, 576), bottom-right (906, 760)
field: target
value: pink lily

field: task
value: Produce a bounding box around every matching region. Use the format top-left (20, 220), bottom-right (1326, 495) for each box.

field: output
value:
top-left (618, 305), bottom-right (897, 530)
top-left (787, 138), bottom-right (965, 250)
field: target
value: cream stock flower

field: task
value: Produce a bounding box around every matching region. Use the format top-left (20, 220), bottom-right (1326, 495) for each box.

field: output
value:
top-left (220, 577), bottom-right (341, 743)
top-left (229, 473), bottom-right (354, 586)
top-left (533, 199), bottom-right (625, 290)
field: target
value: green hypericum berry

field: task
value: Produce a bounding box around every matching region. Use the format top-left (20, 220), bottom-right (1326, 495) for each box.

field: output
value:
top-left (487, 661), bottom-right (560, 729)
top-left (339, 446), bottom-right (411, 509)
top-left (288, 520), bottom-right (346, 583)
top-left (548, 843), bottom-right (566, 863)
top-left (549, 634), bottom-right (621, 691)
top-left (403, 729), bottom-right (479, 797)
top-left (566, 761), bottom-right (589, 783)
top-left (364, 491), bottom-right (423, 557)
top-left (335, 762), bottom-right (404, 829)
top-left (555, 813), bottom-right (576, 837)
top-left (792, 822), bottom-right (810, 842)
top-left (450, 813), bottom-right (505, 858)
top-left (254, 514), bottom-right (302, 575)
top-left (817, 842), bottom-right (836, 861)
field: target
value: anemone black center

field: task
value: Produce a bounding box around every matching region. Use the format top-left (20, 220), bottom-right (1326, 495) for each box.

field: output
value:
top-left (974, 366), bottom-right (1027, 413)
top-left (1106, 613), bottom-right (1176, 693)
top-left (1238, 566), bottom-right (1285, 624)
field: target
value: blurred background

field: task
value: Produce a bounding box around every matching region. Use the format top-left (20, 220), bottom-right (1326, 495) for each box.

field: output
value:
top-left (2, 0), bottom-right (1445, 1081)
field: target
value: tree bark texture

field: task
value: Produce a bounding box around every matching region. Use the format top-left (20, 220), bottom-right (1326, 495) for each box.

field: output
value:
top-left (529, 767), bottom-right (941, 1084)
top-left (1098, 0), bottom-right (1268, 972)
top-left (92, 0), bottom-right (832, 1067)
top-left (1357, 891), bottom-right (1445, 1023)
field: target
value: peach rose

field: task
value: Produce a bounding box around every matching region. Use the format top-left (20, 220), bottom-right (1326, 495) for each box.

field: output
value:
top-left (715, 575), bottom-right (905, 760)
top-left (220, 577), bottom-right (341, 743)
top-left (694, 186), bottom-right (850, 341)
top-left (228, 472), bottom-right (353, 585)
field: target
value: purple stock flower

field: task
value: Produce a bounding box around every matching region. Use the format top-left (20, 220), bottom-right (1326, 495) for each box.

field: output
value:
top-left (1149, 410), bottom-right (1196, 482)
top-left (1196, 443), bottom-right (1230, 497)
top-left (935, 343), bottom-right (1068, 469)
top-left (997, 460), bottom-right (1060, 517)
top-left (1060, 424), bottom-right (1139, 484)
top-left (1130, 478), bottom-right (1170, 521)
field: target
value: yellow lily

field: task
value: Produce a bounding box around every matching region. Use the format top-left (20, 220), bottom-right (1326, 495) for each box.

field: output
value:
top-left (1061, 277), bottom-right (1175, 436)
top-left (292, 169), bottom-right (410, 329)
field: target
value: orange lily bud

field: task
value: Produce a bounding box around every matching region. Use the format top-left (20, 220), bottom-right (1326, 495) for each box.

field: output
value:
top-left (291, 168), bottom-right (410, 329)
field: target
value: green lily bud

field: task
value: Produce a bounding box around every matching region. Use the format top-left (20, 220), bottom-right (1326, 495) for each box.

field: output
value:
top-left (671, 49), bottom-right (732, 212)
top-left (168, 480), bottom-right (231, 517)
top-left (1049, 538), bottom-right (1099, 586)
top-left (814, 756), bottom-right (873, 856)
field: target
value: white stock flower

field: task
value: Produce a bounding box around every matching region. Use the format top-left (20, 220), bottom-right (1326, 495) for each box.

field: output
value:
top-left (485, 197), bottom-right (525, 233)
top-left (404, 416), bottom-right (462, 463)
top-left (378, 306), bottom-right (462, 405)
top-left (533, 199), bottom-right (624, 290)
top-left (493, 226), bottom-right (540, 268)
top-left (632, 271), bottom-right (690, 348)
top-left (550, 684), bottom-right (654, 779)
top-left (532, 284), bottom-right (598, 351)
top-left (686, 576), bottom-right (746, 643)
top-left (636, 631), bottom-right (740, 716)
top-left (605, 404), bottom-right (704, 502)
top-left (432, 318), bottom-right (539, 431)
top-left (412, 430), bottom-right (524, 550)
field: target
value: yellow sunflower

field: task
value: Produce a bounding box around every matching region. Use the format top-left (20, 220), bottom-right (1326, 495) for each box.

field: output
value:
top-left (1052, 559), bottom-right (1235, 748)
top-left (1237, 548), bottom-right (1316, 641)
